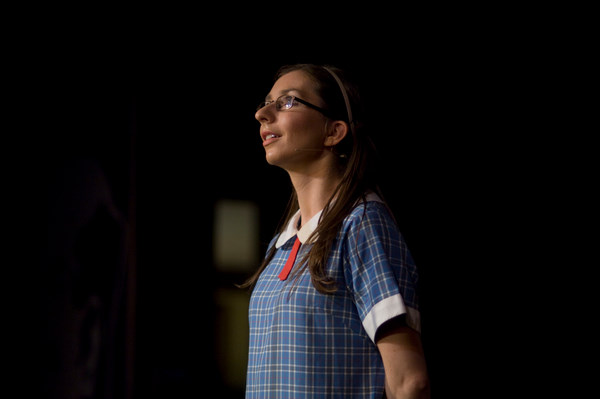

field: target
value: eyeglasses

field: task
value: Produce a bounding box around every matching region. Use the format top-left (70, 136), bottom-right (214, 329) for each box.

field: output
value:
top-left (256, 95), bottom-right (330, 117)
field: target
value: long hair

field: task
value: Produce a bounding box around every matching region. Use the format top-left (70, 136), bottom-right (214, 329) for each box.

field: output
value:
top-left (240, 64), bottom-right (384, 294)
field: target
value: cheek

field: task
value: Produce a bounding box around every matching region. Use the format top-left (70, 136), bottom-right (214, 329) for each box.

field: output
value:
top-left (283, 115), bottom-right (325, 144)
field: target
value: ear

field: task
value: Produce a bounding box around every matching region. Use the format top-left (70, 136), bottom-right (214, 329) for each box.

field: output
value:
top-left (323, 120), bottom-right (348, 147)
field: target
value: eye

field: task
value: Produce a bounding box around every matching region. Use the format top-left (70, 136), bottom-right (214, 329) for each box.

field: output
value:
top-left (279, 95), bottom-right (295, 110)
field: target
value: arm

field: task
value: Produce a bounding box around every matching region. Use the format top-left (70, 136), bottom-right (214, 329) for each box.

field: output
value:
top-left (376, 317), bottom-right (430, 399)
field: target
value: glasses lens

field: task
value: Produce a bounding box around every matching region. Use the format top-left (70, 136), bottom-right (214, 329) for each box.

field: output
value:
top-left (257, 96), bottom-right (295, 112)
top-left (276, 96), bottom-right (294, 111)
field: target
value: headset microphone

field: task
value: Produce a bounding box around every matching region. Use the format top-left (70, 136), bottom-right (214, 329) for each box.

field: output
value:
top-left (294, 148), bottom-right (347, 158)
top-left (294, 148), bottom-right (325, 152)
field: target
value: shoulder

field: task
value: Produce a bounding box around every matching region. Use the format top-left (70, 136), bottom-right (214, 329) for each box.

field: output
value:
top-left (342, 198), bottom-right (399, 241)
top-left (345, 198), bottom-right (396, 228)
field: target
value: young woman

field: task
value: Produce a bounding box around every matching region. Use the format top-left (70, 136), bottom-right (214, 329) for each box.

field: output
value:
top-left (242, 64), bottom-right (429, 398)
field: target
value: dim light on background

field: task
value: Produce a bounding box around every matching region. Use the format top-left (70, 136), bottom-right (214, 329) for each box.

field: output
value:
top-left (213, 199), bottom-right (258, 392)
top-left (213, 199), bottom-right (259, 272)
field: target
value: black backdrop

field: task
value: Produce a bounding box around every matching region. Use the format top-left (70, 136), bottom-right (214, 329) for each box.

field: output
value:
top-left (27, 11), bottom-right (530, 398)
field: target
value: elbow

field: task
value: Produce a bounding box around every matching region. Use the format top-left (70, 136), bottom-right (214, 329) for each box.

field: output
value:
top-left (388, 373), bottom-right (430, 399)
top-left (409, 373), bottom-right (430, 398)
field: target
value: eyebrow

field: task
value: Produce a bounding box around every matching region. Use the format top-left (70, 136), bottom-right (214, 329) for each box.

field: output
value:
top-left (265, 88), bottom-right (302, 101)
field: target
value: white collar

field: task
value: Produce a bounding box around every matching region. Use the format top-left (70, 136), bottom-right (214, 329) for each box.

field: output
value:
top-left (274, 192), bottom-right (384, 248)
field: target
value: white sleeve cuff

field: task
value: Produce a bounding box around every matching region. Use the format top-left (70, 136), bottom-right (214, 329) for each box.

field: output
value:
top-left (362, 294), bottom-right (421, 342)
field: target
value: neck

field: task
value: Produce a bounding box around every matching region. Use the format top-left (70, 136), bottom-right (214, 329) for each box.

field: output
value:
top-left (288, 164), bottom-right (342, 228)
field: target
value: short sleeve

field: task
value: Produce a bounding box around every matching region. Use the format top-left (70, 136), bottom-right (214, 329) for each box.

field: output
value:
top-left (342, 202), bottom-right (420, 342)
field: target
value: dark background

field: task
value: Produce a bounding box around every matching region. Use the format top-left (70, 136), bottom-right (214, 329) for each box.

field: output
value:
top-left (22, 8), bottom-right (543, 398)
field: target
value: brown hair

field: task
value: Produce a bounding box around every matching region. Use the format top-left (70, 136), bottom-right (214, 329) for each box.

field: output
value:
top-left (240, 64), bottom-right (385, 294)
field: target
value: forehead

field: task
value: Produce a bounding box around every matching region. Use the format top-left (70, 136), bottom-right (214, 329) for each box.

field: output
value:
top-left (266, 70), bottom-right (318, 100)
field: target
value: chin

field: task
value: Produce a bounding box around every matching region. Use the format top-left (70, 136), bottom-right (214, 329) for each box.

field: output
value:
top-left (264, 149), bottom-right (283, 166)
top-left (265, 156), bottom-right (283, 167)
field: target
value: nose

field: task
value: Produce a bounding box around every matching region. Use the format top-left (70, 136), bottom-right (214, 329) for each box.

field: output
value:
top-left (255, 102), bottom-right (276, 123)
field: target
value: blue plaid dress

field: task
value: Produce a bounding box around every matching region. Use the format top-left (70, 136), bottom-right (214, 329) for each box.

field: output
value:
top-left (246, 194), bottom-right (421, 398)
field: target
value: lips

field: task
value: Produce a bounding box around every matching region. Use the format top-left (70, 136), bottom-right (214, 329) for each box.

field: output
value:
top-left (261, 130), bottom-right (281, 146)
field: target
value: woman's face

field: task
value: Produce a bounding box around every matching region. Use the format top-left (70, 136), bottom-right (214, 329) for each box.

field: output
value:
top-left (255, 70), bottom-right (330, 170)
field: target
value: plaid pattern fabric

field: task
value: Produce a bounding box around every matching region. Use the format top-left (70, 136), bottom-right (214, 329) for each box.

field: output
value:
top-left (246, 200), bottom-right (420, 398)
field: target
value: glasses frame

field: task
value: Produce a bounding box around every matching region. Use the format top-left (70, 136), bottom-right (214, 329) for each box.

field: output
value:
top-left (257, 95), bottom-right (331, 118)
